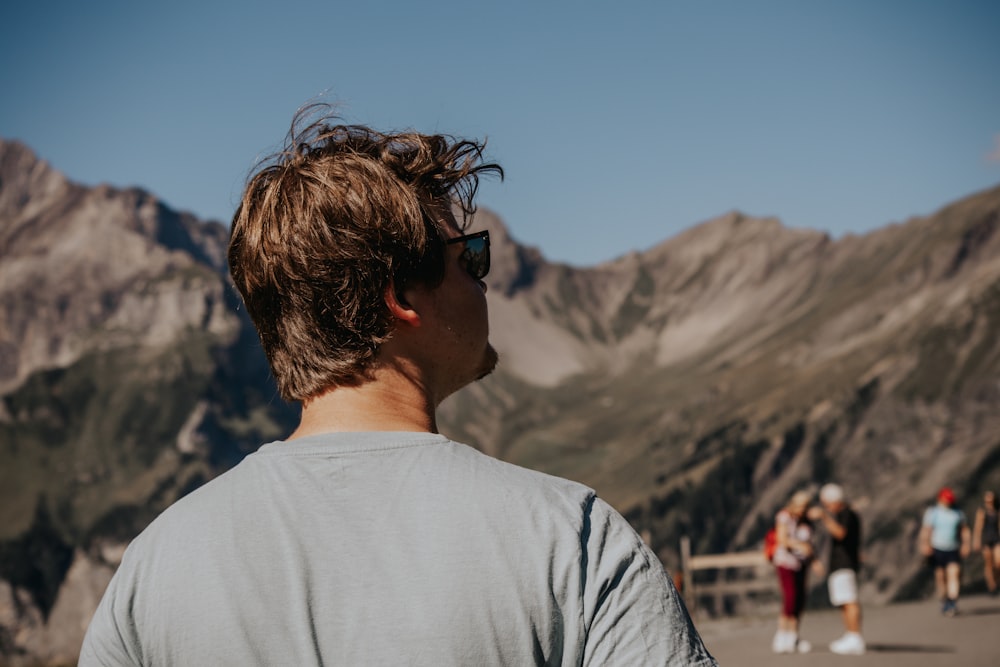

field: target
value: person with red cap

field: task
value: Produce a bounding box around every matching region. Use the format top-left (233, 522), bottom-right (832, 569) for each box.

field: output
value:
top-left (919, 487), bottom-right (971, 616)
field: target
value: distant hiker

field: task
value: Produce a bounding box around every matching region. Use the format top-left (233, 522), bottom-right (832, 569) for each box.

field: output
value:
top-left (972, 490), bottom-right (1000, 595)
top-left (811, 483), bottom-right (865, 655)
top-left (919, 487), bottom-right (971, 616)
top-left (80, 104), bottom-right (717, 666)
top-left (771, 490), bottom-right (818, 654)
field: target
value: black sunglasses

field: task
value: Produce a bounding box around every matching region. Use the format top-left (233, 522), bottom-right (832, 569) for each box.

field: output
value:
top-left (445, 230), bottom-right (490, 281)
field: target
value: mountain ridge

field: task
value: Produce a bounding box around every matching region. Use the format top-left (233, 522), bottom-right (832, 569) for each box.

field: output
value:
top-left (2, 138), bottom-right (999, 663)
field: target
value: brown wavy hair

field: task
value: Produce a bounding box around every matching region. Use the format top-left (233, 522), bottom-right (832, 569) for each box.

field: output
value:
top-left (228, 104), bottom-right (502, 402)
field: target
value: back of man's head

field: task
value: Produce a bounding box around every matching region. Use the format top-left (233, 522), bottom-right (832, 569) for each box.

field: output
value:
top-left (228, 104), bottom-right (502, 403)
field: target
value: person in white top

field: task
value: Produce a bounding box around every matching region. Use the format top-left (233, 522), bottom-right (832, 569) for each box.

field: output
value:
top-left (771, 490), bottom-right (818, 654)
top-left (80, 104), bottom-right (717, 666)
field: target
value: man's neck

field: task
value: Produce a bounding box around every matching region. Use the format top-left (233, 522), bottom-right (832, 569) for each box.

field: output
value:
top-left (289, 364), bottom-right (437, 439)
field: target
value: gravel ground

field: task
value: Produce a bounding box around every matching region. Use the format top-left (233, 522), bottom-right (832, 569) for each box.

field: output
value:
top-left (696, 593), bottom-right (1000, 666)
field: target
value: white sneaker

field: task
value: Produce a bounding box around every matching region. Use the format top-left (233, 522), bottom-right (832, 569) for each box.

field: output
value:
top-left (830, 633), bottom-right (866, 655)
top-left (795, 638), bottom-right (812, 654)
top-left (771, 631), bottom-right (795, 654)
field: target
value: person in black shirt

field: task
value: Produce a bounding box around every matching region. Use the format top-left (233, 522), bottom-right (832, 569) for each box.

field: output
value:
top-left (812, 483), bottom-right (865, 655)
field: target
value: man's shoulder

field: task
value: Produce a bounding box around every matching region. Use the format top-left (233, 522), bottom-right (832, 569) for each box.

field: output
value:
top-left (943, 507), bottom-right (964, 522)
top-left (924, 505), bottom-right (964, 524)
top-left (128, 433), bottom-right (604, 551)
top-left (442, 438), bottom-right (596, 503)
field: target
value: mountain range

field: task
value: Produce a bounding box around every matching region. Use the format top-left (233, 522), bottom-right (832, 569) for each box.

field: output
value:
top-left (2, 137), bottom-right (999, 664)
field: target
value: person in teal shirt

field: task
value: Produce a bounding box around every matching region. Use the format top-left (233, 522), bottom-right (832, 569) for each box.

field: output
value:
top-left (919, 487), bottom-right (971, 616)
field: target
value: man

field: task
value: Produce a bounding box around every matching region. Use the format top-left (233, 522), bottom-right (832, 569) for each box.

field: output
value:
top-left (919, 487), bottom-right (971, 616)
top-left (811, 484), bottom-right (865, 655)
top-left (80, 106), bottom-right (717, 666)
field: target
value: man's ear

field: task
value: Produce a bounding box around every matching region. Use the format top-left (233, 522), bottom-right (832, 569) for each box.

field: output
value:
top-left (384, 280), bottom-right (421, 327)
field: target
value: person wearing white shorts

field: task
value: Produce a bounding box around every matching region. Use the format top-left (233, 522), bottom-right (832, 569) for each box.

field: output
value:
top-left (813, 484), bottom-right (866, 655)
top-left (828, 568), bottom-right (859, 606)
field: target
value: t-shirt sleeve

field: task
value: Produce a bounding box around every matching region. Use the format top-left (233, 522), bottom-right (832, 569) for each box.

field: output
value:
top-left (922, 507), bottom-right (934, 527)
top-left (79, 550), bottom-right (143, 666)
top-left (580, 496), bottom-right (718, 666)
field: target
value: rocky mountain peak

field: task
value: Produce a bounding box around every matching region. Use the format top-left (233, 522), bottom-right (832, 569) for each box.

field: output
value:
top-left (2, 141), bottom-right (1000, 660)
top-left (0, 142), bottom-right (237, 395)
top-left (0, 139), bottom-right (73, 241)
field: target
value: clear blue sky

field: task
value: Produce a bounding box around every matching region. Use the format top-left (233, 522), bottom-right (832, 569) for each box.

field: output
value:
top-left (2, 0), bottom-right (998, 266)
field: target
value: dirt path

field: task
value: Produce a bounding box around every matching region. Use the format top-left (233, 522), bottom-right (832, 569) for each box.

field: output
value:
top-left (697, 593), bottom-right (1000, 666)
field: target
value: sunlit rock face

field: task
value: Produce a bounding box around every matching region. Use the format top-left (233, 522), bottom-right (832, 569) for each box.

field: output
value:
top-left (456, 185), bottom-right (1000, 611)
top-left (3, 138), bottom-right (1000, 660)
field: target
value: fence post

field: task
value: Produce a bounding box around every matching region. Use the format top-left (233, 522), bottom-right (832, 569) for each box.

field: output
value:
top-left (680, 535), bottom-right (694, 614)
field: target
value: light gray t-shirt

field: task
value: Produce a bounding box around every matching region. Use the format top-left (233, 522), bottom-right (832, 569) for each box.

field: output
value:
top-left (922, 505), bottom-right (966, 551)
top-left (81, 432), bottom-right (716, 666)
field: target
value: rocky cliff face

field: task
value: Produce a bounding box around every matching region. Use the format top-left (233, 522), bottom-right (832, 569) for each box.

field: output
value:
top-left (452, 185), bottom-right (1000, 612)
top-left (0, 139), bottom-right (298, 663)
top-left (2, 138), bottom-right (999, 661)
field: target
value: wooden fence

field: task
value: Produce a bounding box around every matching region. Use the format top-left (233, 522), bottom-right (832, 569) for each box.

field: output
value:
top-left (679, 536), bottom-right (779, 618)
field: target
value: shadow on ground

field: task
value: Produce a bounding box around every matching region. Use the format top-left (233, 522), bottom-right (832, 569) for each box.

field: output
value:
top-left (867, 643), bottom-right (954, 653)
top-left (960, 604), bottom-right (1000, 616)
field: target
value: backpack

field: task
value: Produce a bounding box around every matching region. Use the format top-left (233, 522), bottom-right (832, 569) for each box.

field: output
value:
top-left (763, 528), bottom-right (778, 562)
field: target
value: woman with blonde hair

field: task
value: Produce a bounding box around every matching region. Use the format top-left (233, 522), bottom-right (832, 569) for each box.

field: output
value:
top-left (771, 490), bottom-right (817, 654)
